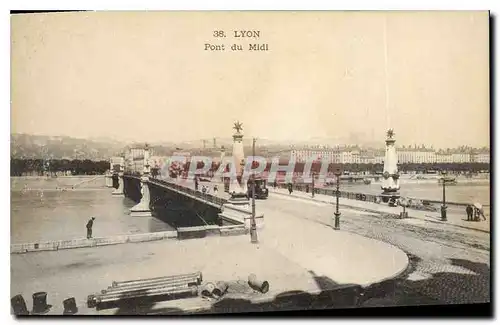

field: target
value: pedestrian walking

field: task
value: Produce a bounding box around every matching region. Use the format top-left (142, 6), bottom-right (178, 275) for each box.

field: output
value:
top-left (287, 182), bottom-right (293, 195)
top-left (86, 217), bottom-right (95, 239)
top-left (202, 186), bottom-right (207, 194)
top-left (194, 177), bottom-right (199, 191)
top-left (466, 205), bottom-right (473, 221)
top-left (213, 184), bottom-right (218, 194)
top-left (273, 181), bottom-right (277, 189)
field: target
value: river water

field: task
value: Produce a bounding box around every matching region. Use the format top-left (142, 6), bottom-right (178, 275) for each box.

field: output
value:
top-left (10, 176), bottom-right (173, 244)
top-left (340, 181), bottom-right (490, 205)
top-left (10, 176), bottom-right (490, 244)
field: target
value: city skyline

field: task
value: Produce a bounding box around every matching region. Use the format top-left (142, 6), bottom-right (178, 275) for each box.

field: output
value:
top-left (10, 131), bottom-right (490, 151)
top-left (11, 11), bottom-right (489, 148)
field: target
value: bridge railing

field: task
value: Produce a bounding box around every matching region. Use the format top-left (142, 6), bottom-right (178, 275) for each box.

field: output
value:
top-left (274, 183), bottom-right (381, 203)
top-left (148, 178), bottom-right (228, 206)
top-left (273, 183), bottom-right (468, 209)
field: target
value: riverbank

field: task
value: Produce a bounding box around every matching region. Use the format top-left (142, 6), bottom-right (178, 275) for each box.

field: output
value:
top-left (11, 216), bottom-right (409, 315)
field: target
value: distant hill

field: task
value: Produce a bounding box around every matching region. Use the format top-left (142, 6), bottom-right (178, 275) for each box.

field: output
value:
top-left (10, 134), bottom-right (128, 160)
top-left (10, 133), bottom-right (389, 161)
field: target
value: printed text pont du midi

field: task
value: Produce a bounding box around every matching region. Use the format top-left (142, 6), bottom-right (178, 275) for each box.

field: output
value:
top-left (204, 30), bottom-right (269, 52)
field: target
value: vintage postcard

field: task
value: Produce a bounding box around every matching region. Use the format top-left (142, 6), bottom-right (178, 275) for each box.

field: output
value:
top-left (10, 11), bottom-right (490, 316)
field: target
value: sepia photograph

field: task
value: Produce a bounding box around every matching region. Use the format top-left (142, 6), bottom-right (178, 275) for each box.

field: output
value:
top-left (9, 10), bottom-right (491, 316)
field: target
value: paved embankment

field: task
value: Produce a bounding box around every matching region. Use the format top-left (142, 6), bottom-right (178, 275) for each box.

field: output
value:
top-left (270, 188), bottom-right (490, 233)
top-left (260, 194), bottom-right (490, 306)
top-left (11, 201), bottom-right (409, 315)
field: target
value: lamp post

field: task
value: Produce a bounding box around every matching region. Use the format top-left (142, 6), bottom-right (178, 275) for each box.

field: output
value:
top-left (311, 171), bottom-right (315, 198)
top-left (440, 170), bottom-right (447, 221)
top-left (250, 137), bottom-right (258, 243)
top-left (334, 168), bottom-right (342, 230)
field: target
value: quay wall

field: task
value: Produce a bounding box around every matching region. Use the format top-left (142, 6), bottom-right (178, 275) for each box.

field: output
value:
top-left (11, 223), bottom-right (248, 254)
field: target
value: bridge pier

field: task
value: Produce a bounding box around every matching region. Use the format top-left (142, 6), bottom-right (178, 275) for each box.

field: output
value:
top-left (105, 171), bottom-right (113, 188)
top-left (130, 177), bottom-right (152, 217)
top-left (112, 173), bottom-right (125, 197)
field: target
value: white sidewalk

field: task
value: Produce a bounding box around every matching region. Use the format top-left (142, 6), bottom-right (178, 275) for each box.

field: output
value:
top-left (270, 188), bottom-right (490, 233)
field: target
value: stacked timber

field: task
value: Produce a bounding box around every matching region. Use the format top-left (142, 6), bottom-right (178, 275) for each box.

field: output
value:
top-left (87, 272), bottom-right (202, 309)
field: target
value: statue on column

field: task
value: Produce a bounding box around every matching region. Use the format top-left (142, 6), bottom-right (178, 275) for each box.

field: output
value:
top-left (228, 121), bottom-right (250, 205)
top-left (381, 128), bottom-right (400, 205)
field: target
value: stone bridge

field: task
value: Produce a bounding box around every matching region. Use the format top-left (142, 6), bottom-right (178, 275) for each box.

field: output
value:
top-left (110, 173), bottom-right (263, 231)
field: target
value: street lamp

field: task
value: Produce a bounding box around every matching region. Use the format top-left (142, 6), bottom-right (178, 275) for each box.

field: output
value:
top-left (334, 168), bottom-right (342, 230)
top-left (440, 170), bottom-right (447, 221)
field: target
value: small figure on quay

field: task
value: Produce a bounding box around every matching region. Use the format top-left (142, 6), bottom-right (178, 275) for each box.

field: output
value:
top-left (273, 180), bottom-right (277, 189)
top-left (466, 204), bottom-right (473, 221)
top-left (194, 177), bottom-right (199, 191)
top-left (202, 185), bottom-right (207, 194)
top-left (86, 217), bottom-right (95, 239)
top-left (213, 184), bottom-right (218, 194)
top-left (287, 182), bottom-right (293, 195)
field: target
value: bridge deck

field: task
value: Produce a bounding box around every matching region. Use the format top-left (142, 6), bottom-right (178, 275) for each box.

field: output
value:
top-left (125, 175), bottom-right (228, 209)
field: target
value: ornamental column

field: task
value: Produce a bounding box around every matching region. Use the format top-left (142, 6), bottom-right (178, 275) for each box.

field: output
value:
top-left (130, 144), bottom-right (152, 217)
top-left (380, 129), bottom-right (400, 204)
top-left (112, 156), bottom-right (125, 197)
top-left (228, 121), bottom-right (250, 206)
top-left (219, 146), bottom-right (226, 183)
top-left (105, 158), bottom-right (113, 188)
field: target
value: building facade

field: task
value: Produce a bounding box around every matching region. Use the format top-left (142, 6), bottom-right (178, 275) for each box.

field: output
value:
top-left (472, 152), bottom-right (490, 163)
top-left (287, 144), bottom-right (489, 165)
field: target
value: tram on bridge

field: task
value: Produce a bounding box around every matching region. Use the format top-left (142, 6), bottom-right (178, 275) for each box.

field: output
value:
top-left (222, 175), bottom-right (269, 199)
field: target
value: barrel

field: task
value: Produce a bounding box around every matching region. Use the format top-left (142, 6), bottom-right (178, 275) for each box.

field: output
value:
top-left (212, 281), bottom-right (229, 298)
top-left (200, 283), bottom-right (216, 298)
top-left (248, 274), bottom-right (269, 294)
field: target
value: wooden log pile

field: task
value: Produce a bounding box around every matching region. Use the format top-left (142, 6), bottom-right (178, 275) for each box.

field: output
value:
top-left (86, 271), bottom-right (267, 311)
top-left (87, 272), bottom-right (202, 309)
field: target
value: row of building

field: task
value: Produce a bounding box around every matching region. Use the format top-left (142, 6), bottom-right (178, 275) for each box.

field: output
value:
top-left (116, 144), bottom-right (490, 174)
top-left (289, 146), bottom-right (490, 164)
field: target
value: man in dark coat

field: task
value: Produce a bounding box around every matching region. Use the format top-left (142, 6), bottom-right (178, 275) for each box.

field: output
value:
top-left (287, 182), bottom-right (293, 195)
top-left (466, 205), bottom-right (473, 221)
top-left (86, 217), bottom-right (95, 239)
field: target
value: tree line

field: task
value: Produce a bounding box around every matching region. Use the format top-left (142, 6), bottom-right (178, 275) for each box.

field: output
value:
top-left (10, 158), bottom-right (110, 176)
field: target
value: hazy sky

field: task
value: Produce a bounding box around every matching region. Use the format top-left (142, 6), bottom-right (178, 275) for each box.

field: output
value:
top-left (11, 11), bottom-right (489, 148)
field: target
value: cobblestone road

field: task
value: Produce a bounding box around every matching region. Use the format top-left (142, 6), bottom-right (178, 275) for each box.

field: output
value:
top-left (260, 194), bottom-right (491, 306)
